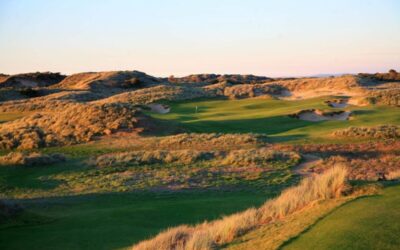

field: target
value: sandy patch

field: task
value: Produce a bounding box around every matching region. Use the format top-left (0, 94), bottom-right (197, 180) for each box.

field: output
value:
top-left (325, 99), bottom-right (349, 108)
top-left (290, 109), bottom-right (352, 122)
top-left (147, 103), bottom-right (171, 114)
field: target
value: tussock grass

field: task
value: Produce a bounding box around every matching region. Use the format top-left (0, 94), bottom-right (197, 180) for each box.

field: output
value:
top-left (333, 125), bottom-right (400, 139)
top-left (94, 150), bottom-right (215, 167)
top-left (93, 148), bottom-right (298, 168)
top-left (132, 165), bottom-right (348, 250)
top-left (0, 152), bottom-right (66, 166)
top-left (386, 169), bottom-right (400, 180)
top-left (0, 103), bottom-right (146, 149)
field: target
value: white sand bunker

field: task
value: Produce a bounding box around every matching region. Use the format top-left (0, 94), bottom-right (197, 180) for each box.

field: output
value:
top-left (325, 99), bottom-right (349, 108)
top-left (289, 109), bottom-right (352, 122)
top-left (147, 103), bottom-right (171, 114)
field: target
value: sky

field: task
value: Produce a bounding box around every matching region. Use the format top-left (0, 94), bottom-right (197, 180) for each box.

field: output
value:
top-left (0, 0), bottom-right (399, 77)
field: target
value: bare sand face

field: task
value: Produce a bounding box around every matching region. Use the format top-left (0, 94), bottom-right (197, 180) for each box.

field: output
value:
top-left (290, 109), bottom-right (352, 122)
top-left (147, 103), bottom-right (171, 114)
top-left (325, 99), bottom-right (349, 108)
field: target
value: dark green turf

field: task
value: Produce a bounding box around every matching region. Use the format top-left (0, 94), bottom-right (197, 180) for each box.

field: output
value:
top-left (0, 192), bottom-right (267, 250)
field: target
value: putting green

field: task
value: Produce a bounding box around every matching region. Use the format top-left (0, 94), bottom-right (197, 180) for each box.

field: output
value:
top-left (150, 97), bottom-right (400, 143)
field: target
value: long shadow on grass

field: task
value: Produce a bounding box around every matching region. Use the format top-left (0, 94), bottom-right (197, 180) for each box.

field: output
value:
top-left (1, 191), bottom-right (270, 250)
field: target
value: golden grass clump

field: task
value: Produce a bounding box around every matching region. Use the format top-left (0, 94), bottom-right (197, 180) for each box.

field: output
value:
top-left (0, 152), bottom-right (66, 166)
top-left (94, 150), bottom-right (215, 167)
top-left (386, 169), bottom-right (400, 180)
top-left (221, 148), bottom-right (300, 167)
top-left (368, 89), bottom-right (400, 106)
top-left (132, 165), bottom-right (348, 250)
top-left (0, 103), bottom-right (144, 149)
top-left (333, 125), bottom-right (400, 139)
top-left (157, 133), bottom-right (268, 150)
top-left (223, 83), bottom-right (283, 99)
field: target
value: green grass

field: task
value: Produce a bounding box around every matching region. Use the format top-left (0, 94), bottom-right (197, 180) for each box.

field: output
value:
top-left (0, 157), bottom-right (298, 198)
top-left (150, 97), bottom-right (400, 143)
top-left (283, 184), bottom-right (400, 250)
top-left (0, 192), bottom-right (267, 250)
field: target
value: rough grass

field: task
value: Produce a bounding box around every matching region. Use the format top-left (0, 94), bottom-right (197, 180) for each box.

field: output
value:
top-left (333, 125), bottom-right (400, 139)
top-left (0, 152), bottom-right (66, 166)
top-left (93, 148), bottom-right (298, 168)
top-left (132, 166), bottom-right (348, 250)
top-left (0, 103), bottom-right (148, 149)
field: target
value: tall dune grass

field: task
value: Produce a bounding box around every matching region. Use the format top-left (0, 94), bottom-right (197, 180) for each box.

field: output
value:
top-left (132, 165), bottom-right (348, 250)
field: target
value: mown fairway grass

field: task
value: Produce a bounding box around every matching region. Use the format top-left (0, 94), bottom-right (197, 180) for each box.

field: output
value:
top-left (150, 97), bottom-right (400, 143)
top-left (283, 184), bottom-right (400, 250)
top-left (0, 192), bottom-right (266, 250)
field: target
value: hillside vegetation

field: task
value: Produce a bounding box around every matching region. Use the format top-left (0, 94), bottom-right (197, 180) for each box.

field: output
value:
top-left (0, 69), bottom-right (399, 250)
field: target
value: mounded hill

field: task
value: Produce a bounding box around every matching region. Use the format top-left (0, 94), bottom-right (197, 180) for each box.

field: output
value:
top-left (0, 72), bottom-right (66, 88)
top-left (53, 71), bottom-right (161, 91)
top-left (0, 103), bottom-right (151, 149)
top-left (168, 74), bottom-right (274, 85)
top-left (267, 75), bottom-right (367, 99)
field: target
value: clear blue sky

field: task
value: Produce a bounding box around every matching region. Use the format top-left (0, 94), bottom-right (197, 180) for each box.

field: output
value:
top-left (0, 0), bottom-right (399, 77)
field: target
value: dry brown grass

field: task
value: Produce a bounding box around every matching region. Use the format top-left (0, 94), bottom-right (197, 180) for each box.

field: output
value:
top-left (333, 125), bottom-right (400, 139)
top-left (94, 150), bottom-right (216, 167)
top-left (132, 166), bottom-right (348, 250)
top-left (94, 85), bottom-right (215, 105)
top-left (0, 152), bottom-right (66, 166)
top-left (368, 89), bottom-right (400, 106)
top-left (222, 83), bottom-right (283, 99)
top-left (386, 169), bottom-right (400, 180)
top-left (52, 71), bottom-right (160, 90)
top-left (93, 148), bottom-right (297, 169)
top-left (0, 103), bottom-right (147, 149)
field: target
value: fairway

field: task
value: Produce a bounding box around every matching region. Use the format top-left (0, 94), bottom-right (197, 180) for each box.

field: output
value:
top-left (283, 184), bottom-right (400, 250)
top-left (0, 192), bottom-right (267, 250)
top-left (150, 97), bottom-right (400, 143)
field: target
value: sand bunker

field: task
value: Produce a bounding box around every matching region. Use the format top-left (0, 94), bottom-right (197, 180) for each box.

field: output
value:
top-left (325, 99), bottom-right (349, 108)
top-left (147, 103), bottom-right (170, 114)
top-left (289, 109), bottom-right (351, 122)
